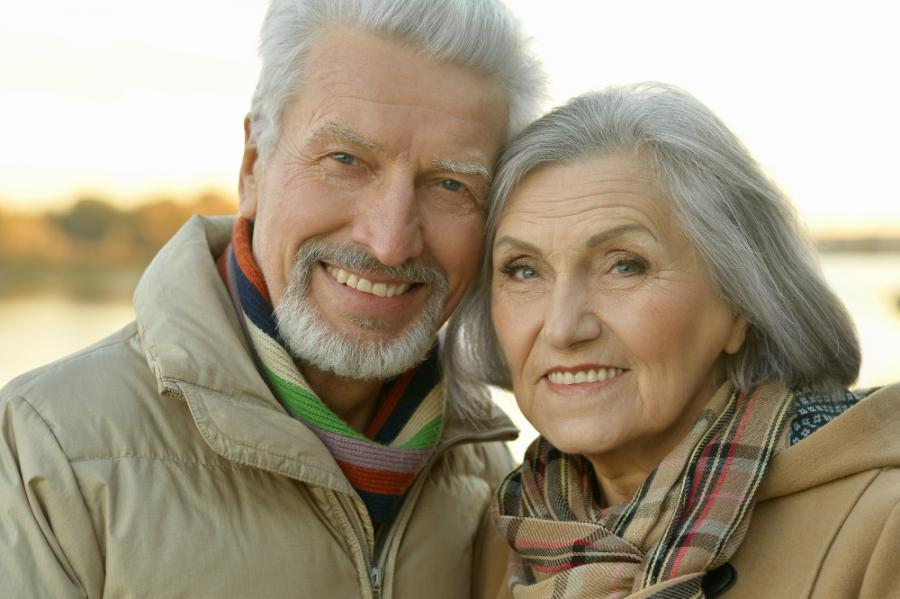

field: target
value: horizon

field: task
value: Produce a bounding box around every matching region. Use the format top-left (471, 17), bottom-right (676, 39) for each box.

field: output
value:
top-left (2, 1), bottom-right (898, 236)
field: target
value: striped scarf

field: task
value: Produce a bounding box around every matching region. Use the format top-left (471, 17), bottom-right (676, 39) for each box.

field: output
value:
top-left (221, 217), bottom-right (445, 524)
top-left (494, 382), bottom-right (793, 598)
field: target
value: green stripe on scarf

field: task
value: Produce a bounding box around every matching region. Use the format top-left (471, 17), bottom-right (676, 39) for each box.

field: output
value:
top-left (261, 363), bottom-right (370, 442)
top-left (222, 217), bottom-right (445, 524)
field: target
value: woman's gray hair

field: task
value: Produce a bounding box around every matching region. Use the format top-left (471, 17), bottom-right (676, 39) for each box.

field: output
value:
top-left (445, 82), bottom-right (860, 401)
top-left (249, 0), bottom-right (545, 165)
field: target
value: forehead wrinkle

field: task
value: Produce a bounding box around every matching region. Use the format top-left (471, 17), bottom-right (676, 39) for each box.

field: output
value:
top-left (504, 183), bottom-right (671, 243)
top-left (432, 158), bottom-right (492, 185)
top-left (313, 121), bottom-right (381, 151)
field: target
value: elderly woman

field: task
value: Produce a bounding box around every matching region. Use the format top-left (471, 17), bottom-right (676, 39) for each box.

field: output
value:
top-left (445, 84), bottom-right (900, 598)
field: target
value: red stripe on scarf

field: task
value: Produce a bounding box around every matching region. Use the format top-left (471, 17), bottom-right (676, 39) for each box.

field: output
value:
top-left (337, 461), bottom-right (417, 495)
top-left (670, 388), bottom-right (760, 575)
top-left (364, 369), bottom-right (416, 439)
top-left (232, 217), bottom-right (271, 305)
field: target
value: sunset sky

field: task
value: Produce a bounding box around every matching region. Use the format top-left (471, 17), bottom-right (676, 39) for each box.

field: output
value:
top-left (2, 0), bottom-right (898, 235)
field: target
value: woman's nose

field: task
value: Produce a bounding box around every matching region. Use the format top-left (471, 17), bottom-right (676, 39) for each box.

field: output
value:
top-left (541, 277), bottom-right (602, 349)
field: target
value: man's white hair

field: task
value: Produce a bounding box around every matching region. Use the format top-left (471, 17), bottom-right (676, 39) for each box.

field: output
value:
top-left (250, 0), bottom-right (546, 165)
top-left (249, 0), bottom-right (545, 420)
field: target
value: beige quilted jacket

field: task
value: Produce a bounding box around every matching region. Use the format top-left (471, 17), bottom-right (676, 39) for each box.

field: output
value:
top-left (0, 216), bottom-right (516, 598)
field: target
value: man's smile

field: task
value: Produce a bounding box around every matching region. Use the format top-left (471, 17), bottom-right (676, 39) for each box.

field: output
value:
top-left (324, 263), bottom-right (414, 298)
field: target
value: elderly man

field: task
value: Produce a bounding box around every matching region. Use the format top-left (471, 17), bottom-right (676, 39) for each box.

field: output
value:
top-left (0, 1), bottom-right (542, 597)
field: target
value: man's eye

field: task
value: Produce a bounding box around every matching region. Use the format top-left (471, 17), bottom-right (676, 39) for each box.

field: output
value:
top-left (440, 179), bottom-right (463, 192)
top-left (332, 152), bottom-right (357, 165)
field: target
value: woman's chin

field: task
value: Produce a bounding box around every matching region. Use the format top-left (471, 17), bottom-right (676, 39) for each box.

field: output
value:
top-left (539, 421), bottom-right (625, 459)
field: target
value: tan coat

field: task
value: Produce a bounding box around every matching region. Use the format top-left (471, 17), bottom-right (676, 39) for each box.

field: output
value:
top-left (492, 384), bottom-right (900, 599)
top-left (0, 216), bottom-right (516, 599)
top-left (724, 382), bottom-right (900, 598)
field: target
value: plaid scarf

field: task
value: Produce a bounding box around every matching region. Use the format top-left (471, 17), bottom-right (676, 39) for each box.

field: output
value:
top-left (221, 217), bottom-right (445, 525)
top-left (494, 382), bottom-right (793, 598)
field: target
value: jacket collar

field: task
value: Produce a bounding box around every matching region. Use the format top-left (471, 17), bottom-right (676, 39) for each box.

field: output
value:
top-left (758, 382), bottom-right (900, 501)
top-left (134, 215), bottom-right (515, 490)
top-left (134, 215), bottom-right (273, 405)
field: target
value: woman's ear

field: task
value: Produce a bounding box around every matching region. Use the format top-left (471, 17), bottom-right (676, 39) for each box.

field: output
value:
top-left (239, 115), bottom-right (260, 219)
top-left (724, 313), bottom-right (749, 355)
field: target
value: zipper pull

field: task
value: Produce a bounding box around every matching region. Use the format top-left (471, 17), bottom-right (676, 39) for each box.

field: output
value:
top-left (370, 565), bottom-right (383, 599)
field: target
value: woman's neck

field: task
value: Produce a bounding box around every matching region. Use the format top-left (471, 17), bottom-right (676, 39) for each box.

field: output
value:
top-left (586, 375), bottom-right (729, 506)
top-left (587, 450), bottom-right (658, 507)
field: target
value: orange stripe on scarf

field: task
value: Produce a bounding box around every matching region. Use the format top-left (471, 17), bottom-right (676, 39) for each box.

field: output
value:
top-left (231, 217), bottom-right (271, 305)
top-left (338, 461), bottom-right (417, 495)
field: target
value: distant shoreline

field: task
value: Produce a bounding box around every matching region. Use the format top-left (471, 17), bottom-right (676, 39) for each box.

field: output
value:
top-left (816, 238), bottom-right (900, 253)
top-left (0, 265), bottom-right (142, 302)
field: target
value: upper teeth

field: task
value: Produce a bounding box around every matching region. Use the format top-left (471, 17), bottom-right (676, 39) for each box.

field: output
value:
top-left (325, 265), bottom-right (412, 298)
top-left (547, 368), bottom-right (624, 385)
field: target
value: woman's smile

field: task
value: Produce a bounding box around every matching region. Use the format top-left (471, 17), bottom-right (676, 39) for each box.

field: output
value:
top-left (491, 152), bottom-right (746, 474)
top-left (542, 365), bottom-right (629, 394)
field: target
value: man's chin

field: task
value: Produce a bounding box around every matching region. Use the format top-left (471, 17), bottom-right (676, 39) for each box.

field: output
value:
top-left (341, 316), bottom-right (423, 339)
top-left (275, 300), bottom-right (438, 380)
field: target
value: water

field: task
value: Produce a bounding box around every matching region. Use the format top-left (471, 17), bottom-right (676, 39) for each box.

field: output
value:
top-left (0, 294), bottom-right (136, 387)
top-left (2, 254), bottom-right (899, 461)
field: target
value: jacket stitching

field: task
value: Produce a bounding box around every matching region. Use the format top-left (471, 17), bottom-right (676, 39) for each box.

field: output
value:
top-left (807, 468), bottom-right (882, 595)
top-left (4, 326), bottom-right (140, 395)
top-left (182, 387), bottom-right (354, 486)
top-left (13, 395), bottom-right (106, 582)
top-left (68, 454), bottom-right (250, 470)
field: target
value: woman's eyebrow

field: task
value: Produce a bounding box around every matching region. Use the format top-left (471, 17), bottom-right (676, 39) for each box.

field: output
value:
top-left (586, 223), bottom-right (657, 248)
top-left (493, 236), bottom-right (541, 255)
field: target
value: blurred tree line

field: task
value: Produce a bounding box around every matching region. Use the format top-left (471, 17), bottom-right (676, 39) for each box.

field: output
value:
top-left (0, 193), bottom-right (235, 299)
top-left (0, 193), bottom-right (234, 267)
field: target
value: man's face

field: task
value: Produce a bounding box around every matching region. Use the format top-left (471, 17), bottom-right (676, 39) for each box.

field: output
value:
top-left (240, 28), bottom-right (509, 379)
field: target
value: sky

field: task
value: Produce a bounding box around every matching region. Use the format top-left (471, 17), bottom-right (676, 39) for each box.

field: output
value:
top-left (1, 1), bottom-right (898, 235)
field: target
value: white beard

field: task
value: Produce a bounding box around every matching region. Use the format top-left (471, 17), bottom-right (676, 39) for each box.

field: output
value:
top-left (274, 240), bottom-right (448, 380)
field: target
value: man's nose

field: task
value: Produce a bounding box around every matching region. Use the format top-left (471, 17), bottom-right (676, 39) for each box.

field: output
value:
top-left (351, 172), bottom-right (423, 266)
top-left (541, 276), bottom-right (602, 349)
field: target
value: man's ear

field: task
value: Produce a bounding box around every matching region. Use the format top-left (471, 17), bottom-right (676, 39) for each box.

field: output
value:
top-left (238, 115), bottom-right (260, 219)
top-left (724, 313), bottom-right (749, 355)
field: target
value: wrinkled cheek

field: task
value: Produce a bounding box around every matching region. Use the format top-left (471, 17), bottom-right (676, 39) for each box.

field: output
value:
top-left (617, 302), bottom-right (695, 365)
top-left (254, 237), bottom-right (291, 307)
top-left (491, 302), bottom-right (522, 372)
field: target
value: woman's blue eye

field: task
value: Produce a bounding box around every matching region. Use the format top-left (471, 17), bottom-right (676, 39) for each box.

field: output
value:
top-left (332, 152), bottom-right (356, 165)
top-left (613, 259), bottom-right (644, 275)
top-left (440, 179), bottom-right (463, 192)
top-left (515, 266), bottom-right (539, 280)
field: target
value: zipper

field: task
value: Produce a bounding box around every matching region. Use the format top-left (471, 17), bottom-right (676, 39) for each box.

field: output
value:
top-left (370, 564), bottom-right (383, 599)
top-left (172, 378), bottom-right (517, 598)
top-left (333, 492), bottom-right (377, 598)
top-left (333, 426), bottom-right (517, 598)
top-left (366, 427), bottom-right (518, 597)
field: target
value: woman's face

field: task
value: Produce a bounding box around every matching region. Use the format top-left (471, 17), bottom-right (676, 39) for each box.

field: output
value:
top-left (491, 153), bottom-right (747, 471)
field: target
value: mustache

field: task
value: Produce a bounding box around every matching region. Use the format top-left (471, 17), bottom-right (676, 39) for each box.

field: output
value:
top-left (296, 240), bottom-right (448, 289)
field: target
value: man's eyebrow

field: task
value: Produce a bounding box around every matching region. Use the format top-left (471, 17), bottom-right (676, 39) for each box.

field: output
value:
top-left (433, 159), bottom-right (492, 186)
top-left (314, 122), bottom-right (381, 151)
top-left (586, 223), bottom-right (657, 247)
top-left (311, 125), bottom-right (490, 184)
